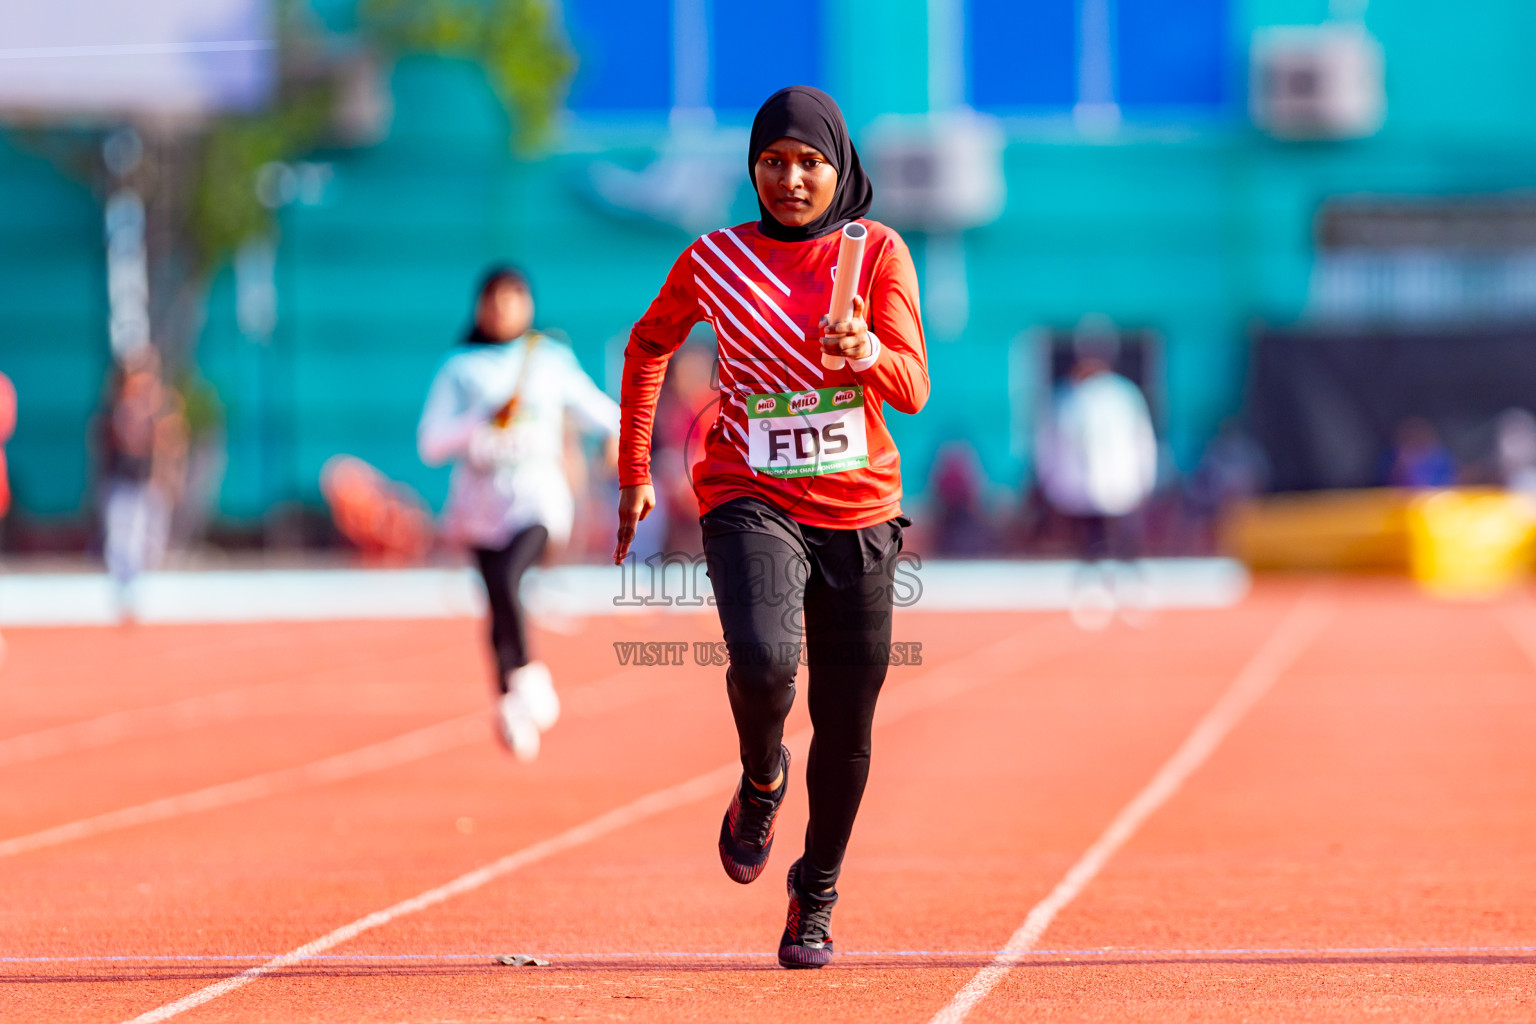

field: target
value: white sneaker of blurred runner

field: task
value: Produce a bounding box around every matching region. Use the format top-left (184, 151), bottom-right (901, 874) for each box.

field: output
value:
top-left (507, 661), bottom-right (559, 732)
top-left (496, 690), bottom-right (541, 762)
top-left (1068, 564), bottom-right (1116, 632)
top-left (1111, 562), bottom-right (1156, 629)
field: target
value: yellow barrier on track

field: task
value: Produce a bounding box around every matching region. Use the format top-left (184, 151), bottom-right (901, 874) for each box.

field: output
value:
top-left (1223, 489), bottom-right (1414, 572)
top-left (1407, 490), bottom-right (1536, 599)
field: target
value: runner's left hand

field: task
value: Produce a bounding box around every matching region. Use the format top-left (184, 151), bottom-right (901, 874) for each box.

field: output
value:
top-left (819, 294), bottom-right (871, 363)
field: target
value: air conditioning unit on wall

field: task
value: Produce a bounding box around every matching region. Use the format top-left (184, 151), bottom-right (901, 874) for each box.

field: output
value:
top-left (1251, 24), bottom-right (1385, 140)
top-left (862, 109), bottom-right (1006, 232)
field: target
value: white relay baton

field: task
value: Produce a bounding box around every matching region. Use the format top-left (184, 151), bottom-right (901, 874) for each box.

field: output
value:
top-left (821, 222), bottom-right (867, 370)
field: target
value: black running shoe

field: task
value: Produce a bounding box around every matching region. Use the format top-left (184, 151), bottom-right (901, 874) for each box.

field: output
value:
top-left (718, 745), bottom-right (789, 884)
top-left (778, 857), bottom-right (837, 969)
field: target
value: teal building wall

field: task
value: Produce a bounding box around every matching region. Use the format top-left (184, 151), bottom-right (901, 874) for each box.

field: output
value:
top-left (0, 137), bottom-right (109, 521)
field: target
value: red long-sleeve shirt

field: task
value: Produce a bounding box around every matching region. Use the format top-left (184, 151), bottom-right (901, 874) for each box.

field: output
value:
top-left (620, 219), bottom-right (929, 529)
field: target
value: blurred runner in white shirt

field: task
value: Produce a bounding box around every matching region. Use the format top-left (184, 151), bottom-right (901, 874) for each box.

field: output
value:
top-left (418, 267), bottom-right (619, 760)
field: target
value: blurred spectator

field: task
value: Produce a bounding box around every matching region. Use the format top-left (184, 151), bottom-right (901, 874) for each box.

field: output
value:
top-left (1497, 408), bottom-right (1536, 500)
top-left (0, 370), bottom-right (9, 661)
top-left (1187, 419), bottom-right (1270, 551)
top-left (97, 347), bottom-right (188, 617)
top-left (0, 370), bottom-right (14, 522)
top-left (1385, 417), bottom-right (1456, 489)
top-left (561, 416), bottom-right (604, 561)
top-left (1035, 332), bottom-right (1157, 561)
top-left (927, 439), bottom-right (994, 555)
top-left (170, 372), bottom-right (226, 551)
top-left (651, 341), bottom-right (717, 556)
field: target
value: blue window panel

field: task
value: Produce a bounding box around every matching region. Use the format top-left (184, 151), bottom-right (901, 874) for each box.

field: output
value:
top-left (968, 0), bottom-right (1076, 110)
top-left (711, 1), bottom-right (824, 113)
top-left (563, 0), bottom-right (672, 111)
top-left (1117, 0), bottom-right (1228, 107)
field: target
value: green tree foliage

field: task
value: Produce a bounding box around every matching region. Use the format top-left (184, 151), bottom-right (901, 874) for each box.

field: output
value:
top-left (190, 83), bottom-right (334, 271)
top-left (360, 0), bottom-right (577, 150)
top-left (7, 0), bottom-right (576, 370)
top-left (191, 0), bottom-right (575, 270)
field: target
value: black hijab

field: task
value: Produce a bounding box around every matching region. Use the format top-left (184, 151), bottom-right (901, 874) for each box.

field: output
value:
top-left (749, 86), bottom-right (874, 242)
top-left (463, 264), bottom-right (530, 345)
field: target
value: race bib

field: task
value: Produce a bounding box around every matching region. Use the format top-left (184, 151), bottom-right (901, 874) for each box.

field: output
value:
top-left (746, 385), bottom-right (869, 478)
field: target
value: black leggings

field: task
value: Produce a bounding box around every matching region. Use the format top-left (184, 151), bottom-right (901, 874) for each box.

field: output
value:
top-left (701, 497), bottom-right (903, 894)
top-left (473, 525), bottom-right (549, 689)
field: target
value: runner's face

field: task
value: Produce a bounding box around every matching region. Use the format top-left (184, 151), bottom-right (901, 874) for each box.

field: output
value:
top-left (755, 138), bottom-right (838, 227)
top-left (478, 283), bottom-right (532, 341)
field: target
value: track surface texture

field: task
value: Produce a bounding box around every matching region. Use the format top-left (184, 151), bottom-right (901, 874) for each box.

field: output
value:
top-left (4, 578), bottom-right (1536, 1022)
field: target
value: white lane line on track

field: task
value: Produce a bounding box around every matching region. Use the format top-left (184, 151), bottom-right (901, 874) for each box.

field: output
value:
top-left (0, 645), bottom-right (465, 769)
top-left (12, 944), bottom-right (1536, 964)
top-left (118, 621), bottom-right (1086, 1024)
top-left (0, 687), bottom-right (273, 769)
top-left (0, 668), bottom-right (653, 859)
top-left (1494, 605), bottom-right (1536, 672)
top-left (119, 762), bottom-right (742, 1024)
top-left (0, 714), bottom-right (485, 860)
top-left (926, 597), bottom-right (1333, 1024)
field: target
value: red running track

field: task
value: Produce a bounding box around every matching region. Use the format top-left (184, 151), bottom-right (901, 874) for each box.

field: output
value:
top-left (3, 579), bottom-right (1536, 1022)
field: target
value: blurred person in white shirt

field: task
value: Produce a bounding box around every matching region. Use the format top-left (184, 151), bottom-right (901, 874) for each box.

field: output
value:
top-left (418, 266), bottom-right (619, 760)
top-left (1035, 325), bottom-right (1157, 626)
top-left (1497, 408), bottom-right (1536, 501)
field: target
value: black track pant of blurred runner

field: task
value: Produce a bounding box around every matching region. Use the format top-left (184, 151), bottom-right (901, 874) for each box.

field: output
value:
top-left (474, 525), bottom-right (549, 688)
top-left (701, 496), bottom-right (906, 894)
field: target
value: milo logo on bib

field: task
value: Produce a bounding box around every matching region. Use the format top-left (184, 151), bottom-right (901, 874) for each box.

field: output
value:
top-left (746, 385), bottom-right (869, 479)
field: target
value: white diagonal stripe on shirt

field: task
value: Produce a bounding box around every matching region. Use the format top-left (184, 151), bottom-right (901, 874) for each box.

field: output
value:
top-left (715, 382), bottom-right (758, 451)
top-left (709, 390), bottom-right (751, 457)
top-left (697, 296), bottom-right (772, 381)
top-left (723, 409), bottom-right (750, 448)
top-left (720, 228), bottom-right (790, 295)
top-left (691, 253), bottom-right (823, 383)
top-left (695, 282), bottom-right (803, 392)
top-left (700, 234), bottom-right (804, 340)
top-left (713, 339), bottom-right (750, 395)
top-left (670, 339), bottom-right (747, 461)
top-left (697, 297), bottom-right (792, 395)
top-left (694, 251), bottom-right (824, 382)
top-left (695, 304), bottom-right (746, 390)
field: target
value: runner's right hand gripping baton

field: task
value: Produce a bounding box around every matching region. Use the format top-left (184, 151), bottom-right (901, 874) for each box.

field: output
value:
top-left (821, 222), bottom-right (868, 370)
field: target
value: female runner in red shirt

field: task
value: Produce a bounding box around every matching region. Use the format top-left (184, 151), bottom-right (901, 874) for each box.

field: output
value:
top-left (614, 86), bottom-right (929, 968)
